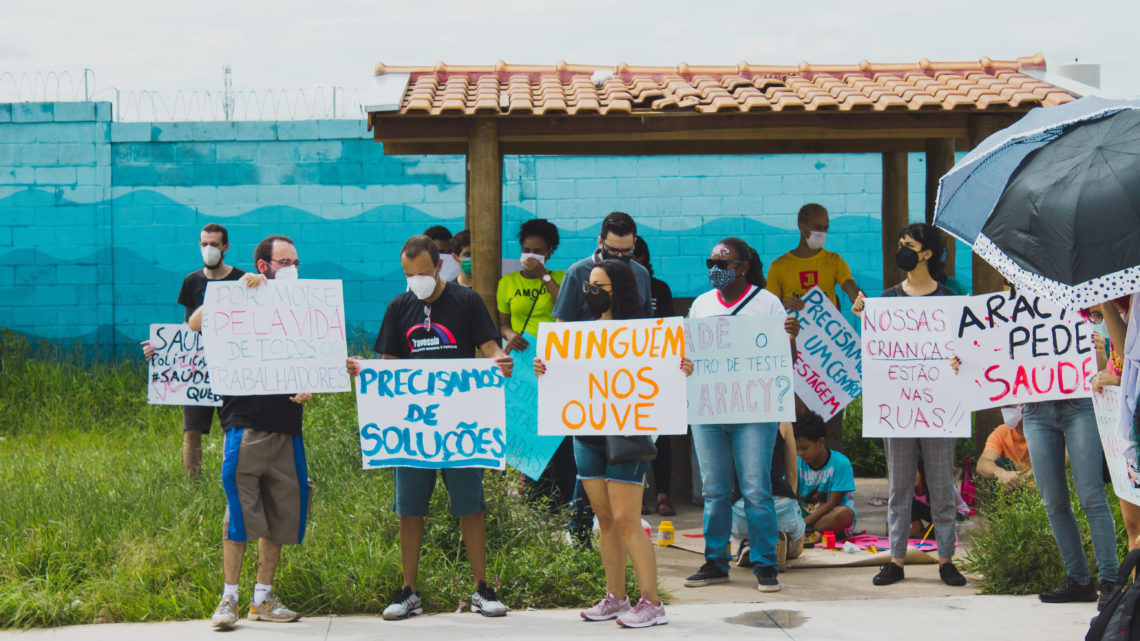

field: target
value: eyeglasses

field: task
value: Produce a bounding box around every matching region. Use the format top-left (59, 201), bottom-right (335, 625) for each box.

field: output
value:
top-left (270, 258), bottom-right (301, 268)
top-left (582, 282), bottom-right (613, 295)
top-left (706, 259), bottom-right (742, 269)
top-left (601, 242), bottom-right (634, 257)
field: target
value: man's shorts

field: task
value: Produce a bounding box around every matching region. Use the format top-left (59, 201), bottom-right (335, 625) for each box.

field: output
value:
top-left (221, 428), bottom-right (312, 545)
top-left (183, 405), bottom-right (218, 434)
top-left (393, 467), bottom-right (486, 517)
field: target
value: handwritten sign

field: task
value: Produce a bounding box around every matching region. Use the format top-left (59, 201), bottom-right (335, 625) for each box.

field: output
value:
top-left (862, 297), bottom-right (968, 438)
top-left (956, 291), bottom-right (1095, 410)
top-left (504, 333), bottom-right (563, 480)
top-left (537, 317), bottom-right (687, 435)
top-left (684, 315), bottom-right (794, 423)
top-left (147, 323), bottom-right (221, 406)
top-left (355, 359), bottom-right (507, 470)
top-left (1093, 386), bottom-right (1140, 506)
top-left (791, 287), bottom-right (862, 420)
top-left (201, 279), bottom-right (351, 395)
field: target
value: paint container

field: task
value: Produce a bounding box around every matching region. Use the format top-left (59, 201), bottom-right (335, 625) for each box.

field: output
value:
top-left (822, 531), bottom-right (836, 549)
top-left (658, 520), bottom-right (675, 546)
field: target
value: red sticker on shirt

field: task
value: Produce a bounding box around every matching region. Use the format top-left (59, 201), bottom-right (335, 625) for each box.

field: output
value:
top-left (799, 271), bottom-right (819, 290)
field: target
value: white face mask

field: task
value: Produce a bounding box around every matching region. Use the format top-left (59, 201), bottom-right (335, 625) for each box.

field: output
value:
top-left (201, 245), bottom-right (222, 267)
top-left (806, 231), bottom-right (827, 250)
top-left (273, 265), bottom-right (298, 280)
top-left (520, 252), bottom-right (546, 266)
top-left (406, 274), bottom-right (437, 299)
top-left (1001, 407), bottom-right (1022, 428)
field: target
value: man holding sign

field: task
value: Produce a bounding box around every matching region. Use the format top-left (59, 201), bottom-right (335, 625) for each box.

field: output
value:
top-left (346, 235), bottom-right (512, 621)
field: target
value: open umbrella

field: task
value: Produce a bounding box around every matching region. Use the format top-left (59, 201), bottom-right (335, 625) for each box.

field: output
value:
top-left (934, 96), bottom-right (1140, 309)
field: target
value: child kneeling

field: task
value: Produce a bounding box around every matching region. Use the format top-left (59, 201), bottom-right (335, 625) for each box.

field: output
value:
top-left (795, 412), bottom-right (857, 538)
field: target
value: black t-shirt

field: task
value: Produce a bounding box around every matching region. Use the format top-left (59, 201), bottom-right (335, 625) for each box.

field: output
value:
top-left (771, 431), bottom-right (796, 500)
top-left (177, 266), bottom-right (247, 321)
top-left (219, 394), bottom-right (303, 436)
top-left (880, 282), bottom-right (955, 298)
top-left (374, 282), bottom-right (499, 359)
top-left (649, 277), bottom-right (675, 318)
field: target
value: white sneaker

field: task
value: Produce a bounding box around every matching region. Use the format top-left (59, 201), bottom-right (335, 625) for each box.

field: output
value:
top-left (580, 592), bottom-right (631, 621)
top-left (471, 582), bottom-right (507, 617)
top-left (211, 596), bottom-right (238, 629)
top-left (382, 586), bottom-right (423, 621)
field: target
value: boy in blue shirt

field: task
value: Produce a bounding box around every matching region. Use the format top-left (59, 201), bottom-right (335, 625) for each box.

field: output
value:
top-left (795, 412), bottom-right (857, 536)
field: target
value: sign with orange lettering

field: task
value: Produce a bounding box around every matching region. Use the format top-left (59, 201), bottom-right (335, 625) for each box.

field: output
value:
top-left (536, 318), bottom-right (688, 436)
top-left (684, 315), bottom-right (794, 423)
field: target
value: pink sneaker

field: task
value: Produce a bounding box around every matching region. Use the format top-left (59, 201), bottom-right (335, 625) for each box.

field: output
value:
top-left (615, 596), bottom-right (668, 628)
top-left (580, 593), bottom-right (631, 621)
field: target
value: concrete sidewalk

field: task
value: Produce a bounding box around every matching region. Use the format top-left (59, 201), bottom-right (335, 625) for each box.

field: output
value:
top-left (0, 596), bottom-right (1093, 640)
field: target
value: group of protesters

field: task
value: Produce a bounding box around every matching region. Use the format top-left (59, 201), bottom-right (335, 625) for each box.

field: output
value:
top-left (144, 202), bottom-right (1137, 630)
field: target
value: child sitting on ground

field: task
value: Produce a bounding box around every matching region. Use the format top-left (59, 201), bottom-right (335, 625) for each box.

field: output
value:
top-left (795, 411), bottom-right (857, 538)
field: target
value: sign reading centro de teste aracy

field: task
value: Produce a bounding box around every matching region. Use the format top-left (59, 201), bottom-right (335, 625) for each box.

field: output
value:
top-left (147, 323), bottom-right (221, 407)
top-left (200, 279), bottom-right (351, 395)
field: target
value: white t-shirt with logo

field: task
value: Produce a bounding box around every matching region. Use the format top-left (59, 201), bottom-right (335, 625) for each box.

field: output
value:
top-left (688, 284), bottom-right (787, 319)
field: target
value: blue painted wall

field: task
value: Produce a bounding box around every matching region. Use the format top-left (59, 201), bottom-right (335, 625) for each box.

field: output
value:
top-left (0, 101), bottom-right (972, 356)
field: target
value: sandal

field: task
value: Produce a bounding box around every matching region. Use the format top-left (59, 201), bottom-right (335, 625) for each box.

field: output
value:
top-left (656, 497), bottom-right (677, 517)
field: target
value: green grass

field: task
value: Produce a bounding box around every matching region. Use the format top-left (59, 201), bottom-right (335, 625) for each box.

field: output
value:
top-left (0, 331), bottom-right (612, 628)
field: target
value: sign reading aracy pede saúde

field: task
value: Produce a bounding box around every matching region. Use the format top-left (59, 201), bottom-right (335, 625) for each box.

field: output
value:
top-left (148, 323), bottom-right (221, 407)
top-left (862, 297), bottom-right (969, 438)
top-left (684, 314), bottom-right (794, 424)
top-left (355, 359), bottom-right (506, 470)
top-left (201, 279), bottom-right (351, 395)
top-left (955, 291), bottom-right (1095, 410)
top-left (537, 317), bottom-right (688, 436)
top-left (791, 287), bottom-right (861, 420)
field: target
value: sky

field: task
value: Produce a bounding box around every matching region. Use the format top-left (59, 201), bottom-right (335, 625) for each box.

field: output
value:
top-left (2, 0), bottom-right (1138, 110)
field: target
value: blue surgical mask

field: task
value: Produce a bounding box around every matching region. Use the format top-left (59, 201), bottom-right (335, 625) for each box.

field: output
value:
top-left (1091, 320), bottom-right (1109, 340)
top-left (708, 266), bottom-right (737, 291)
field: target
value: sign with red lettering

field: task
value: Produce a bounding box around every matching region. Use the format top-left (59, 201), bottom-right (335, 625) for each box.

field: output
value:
top-left (955, 292), bottom-right (1095, 409)
top-left (147, 323), bottom-right (221, 406)
top-left (684, 315), bottom-right (794, 423)
top-left (861, 297), bottom-right (968, 437)
top-left (201, 279), bottom-right (351, 395)
top-left (790, 287), bottom-right (861, 421)
top-left (536, 318), bottom-right (688, 435)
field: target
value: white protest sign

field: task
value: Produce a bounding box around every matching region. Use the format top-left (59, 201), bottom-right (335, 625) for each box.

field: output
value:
top-left (861, 297), bottom-right (969, 438)
top-left (791, 287), bottom-right (862, 420)
top-left (355, 359), bottom-right (506, 470)
top-left (1093, 386), bottom-right (1140, 506)
top-left (537, 317), bottom-right (688, 436)
top-left (684, 315), bottom-right (794, 423)
top-left (201, 279), bottom-right (351, 395)
top-left (955, 291), bottom-right (1095, 410)
top-left (147, 323), bottom-right (221, 406)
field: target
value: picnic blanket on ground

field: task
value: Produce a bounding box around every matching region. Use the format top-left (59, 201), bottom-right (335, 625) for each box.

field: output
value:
top-left (667, 528), bottom-right (944, 566)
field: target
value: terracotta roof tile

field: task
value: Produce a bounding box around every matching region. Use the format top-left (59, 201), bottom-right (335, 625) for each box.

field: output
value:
top-left (373, 54), bottom-right (1076, 116)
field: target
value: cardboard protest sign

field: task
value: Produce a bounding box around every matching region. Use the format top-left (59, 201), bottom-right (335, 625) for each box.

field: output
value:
top-left (684, 315), bottom-right (794, 423)
top-left (201, 279), bottom-right (350, 395)
top-left (147, 323), bottom-right (221, 406)
top-left (503, 333), bottom-right (563, 480)
top-left (861, 297), bottom-right (969, 438)
top-left (955, 291), bottom-right (1095, 410)
top-left (790, 287), bottom-right (862, 420)
top-left (1093, 386), bottom-right (1140, 506)
top-left (355, 359), bottom-right (506, 470)
top-left (537, 317), bottom-right (688, 436)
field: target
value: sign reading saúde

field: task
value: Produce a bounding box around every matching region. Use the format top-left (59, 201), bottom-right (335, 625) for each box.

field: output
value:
top-left (148, 323), bottom-right (221, 406)
top-left (861, 297), bottom-right (969, 438)
top-left (955, 291), bottom-right (1095, 409)
top-left (201, 279), bottom-right (351, 395)
top-left (1092, 386), bottom-right (1140, 506)
top-left (790, 287), bottom-right (861, 420)
top-left (355, 359), bottom-right (507, 470)
top-left (537, 317), bottom-right (688, 436)
top-left (684, 315), bottom-right (794, 423)
top-left (503, 332), bottom-right (563, 480)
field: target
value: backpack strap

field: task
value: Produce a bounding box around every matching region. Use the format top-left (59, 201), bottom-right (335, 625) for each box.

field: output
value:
top-left (729, 286), bottom-right (763, 316)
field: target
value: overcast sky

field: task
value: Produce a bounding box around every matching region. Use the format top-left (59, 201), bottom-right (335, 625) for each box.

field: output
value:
top-left (3, 0), bottom-right (1138, 105)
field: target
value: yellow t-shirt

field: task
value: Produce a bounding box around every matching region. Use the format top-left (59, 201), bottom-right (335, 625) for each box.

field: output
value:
top-left (765, 249), bottom-right (854, 307)
top-left (496, 270), bottom-right (566, 336)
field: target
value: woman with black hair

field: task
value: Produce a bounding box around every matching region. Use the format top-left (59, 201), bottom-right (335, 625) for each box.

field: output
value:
top-left (497, 218), bottom-right (564, 353)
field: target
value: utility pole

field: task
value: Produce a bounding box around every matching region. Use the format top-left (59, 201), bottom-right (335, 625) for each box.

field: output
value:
top-left (223, 65), bottom-right (234, 121)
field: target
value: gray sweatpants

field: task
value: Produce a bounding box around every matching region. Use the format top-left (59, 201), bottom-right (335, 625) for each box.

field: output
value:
top-left (885, 437), bottom-right (957, 559)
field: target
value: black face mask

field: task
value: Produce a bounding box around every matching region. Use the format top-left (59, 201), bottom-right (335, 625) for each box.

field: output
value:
top-left (585, 289), bottom-right (612, 318)
top-left (895, 246), bottom-right (920, 272)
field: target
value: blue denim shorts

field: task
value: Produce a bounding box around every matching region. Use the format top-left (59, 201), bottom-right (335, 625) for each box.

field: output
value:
top-left (573, 437), bottom-right (649, 485)
top-left (393, 467), bottom-right (486, 517)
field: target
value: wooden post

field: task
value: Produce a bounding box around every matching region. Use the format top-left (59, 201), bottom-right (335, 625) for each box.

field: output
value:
top-left (925, 138), bottom-right (956, 276)
top-left (467, 118), bottom-right (502, 326)
top-left (881, 151), bottom-right (909, 289)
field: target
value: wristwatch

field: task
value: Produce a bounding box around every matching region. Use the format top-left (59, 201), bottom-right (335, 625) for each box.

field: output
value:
top-left (541, 274), bottom-right (553, 283)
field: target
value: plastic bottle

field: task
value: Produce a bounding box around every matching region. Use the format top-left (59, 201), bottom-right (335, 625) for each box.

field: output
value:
top-left (657, 520), bottom-right (675, 546)
top-left (822, 531), bottom-right (836, 549)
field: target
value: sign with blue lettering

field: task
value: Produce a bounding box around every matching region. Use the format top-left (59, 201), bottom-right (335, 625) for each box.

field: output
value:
top-left (504, 333), bottom-right (562, 480)
top-left (790, 287), bottom-right (862, 420)
top-left (355, 358), bottom-right (507, 469)
top-left (148, 323), bottom-right (221, 407)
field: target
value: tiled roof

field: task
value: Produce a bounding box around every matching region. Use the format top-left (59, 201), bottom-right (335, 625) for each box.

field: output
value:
top-left (374, 54), bottom-right (1075, 117)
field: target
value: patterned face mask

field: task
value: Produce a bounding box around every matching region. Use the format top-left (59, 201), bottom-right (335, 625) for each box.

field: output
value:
top-left (708, 265), bottom-right (737, 290)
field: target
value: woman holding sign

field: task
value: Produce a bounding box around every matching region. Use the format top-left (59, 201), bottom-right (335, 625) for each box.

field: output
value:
top-left (852, 223), bottom-right (967, 588)
top-left (534, 259), bottom-right (693, 629)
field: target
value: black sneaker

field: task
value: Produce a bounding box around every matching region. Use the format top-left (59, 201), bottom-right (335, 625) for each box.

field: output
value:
top-left (1098, 580), bottom-right (1117, 611)
top-left (684, 560), bottom-right (729, 587)
top-left (939, 562), bottom-right (967, 586)
top-left (1038, 576), bottom-right (1097, 603)
top-left (872, 562), bottom-right (905, 586)
top-left (756, 565), bottom-right (780, 593)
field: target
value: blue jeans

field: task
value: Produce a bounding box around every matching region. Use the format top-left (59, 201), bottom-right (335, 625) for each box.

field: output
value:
top-left (733, 496), bottom-right (805, 542)
top-left (1024, 398), bottom-right (1119, 583)
top-left (691, 422), bottom-right (778, 574)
